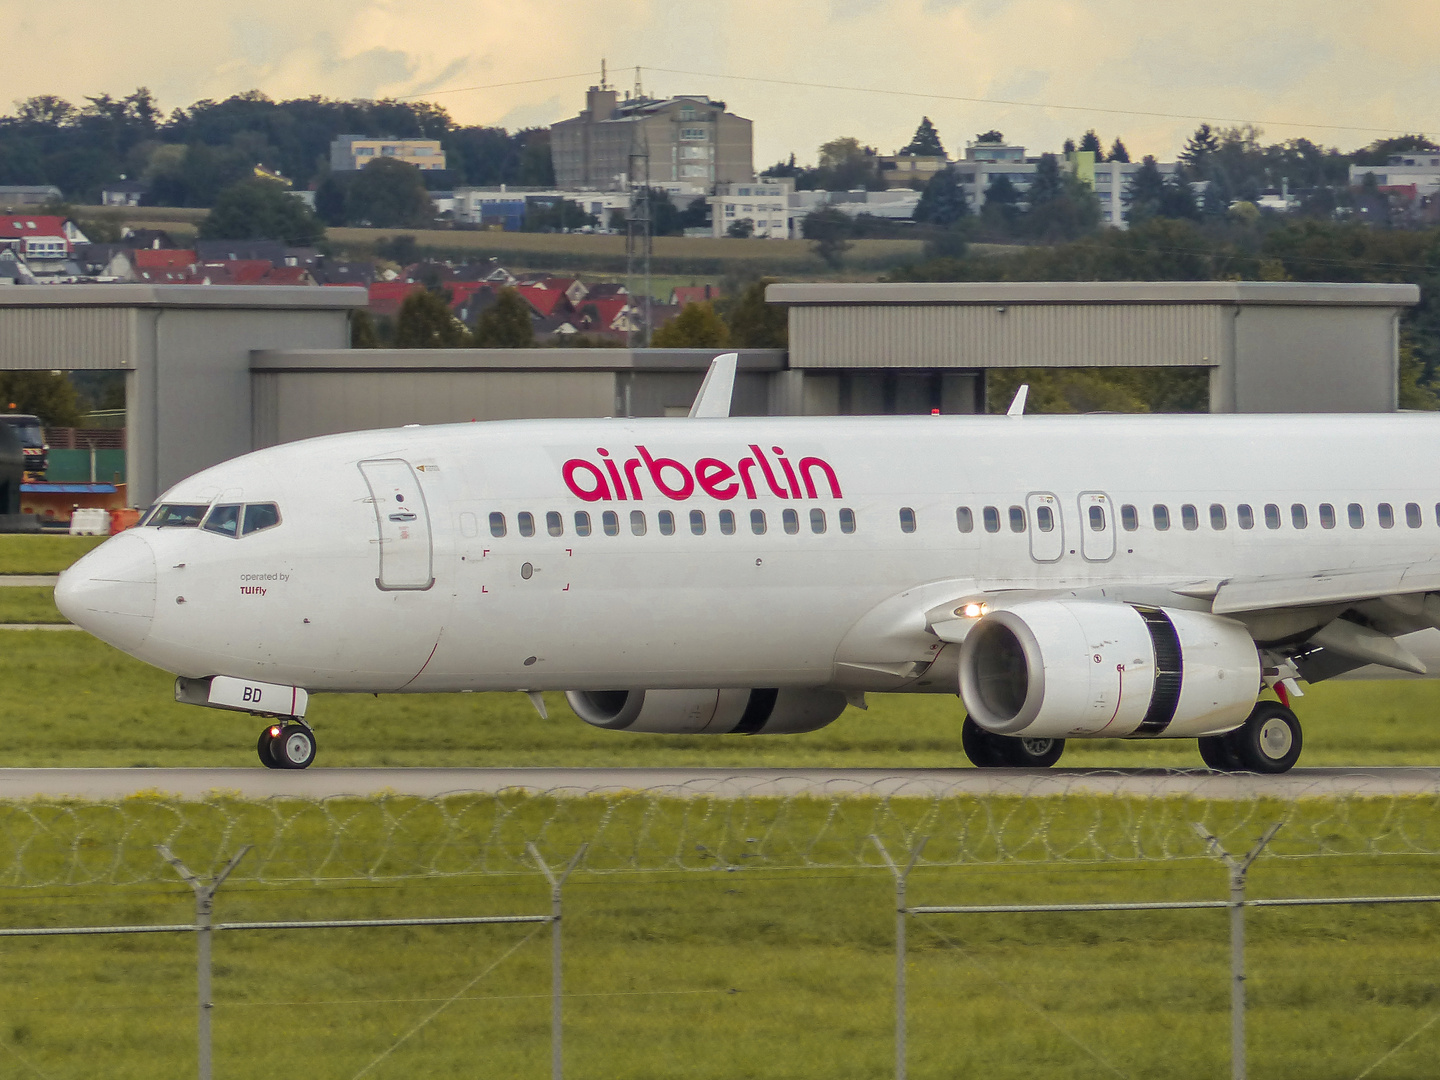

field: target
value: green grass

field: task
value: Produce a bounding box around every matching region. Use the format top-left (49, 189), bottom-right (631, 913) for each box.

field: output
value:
top-left (0, 586), bottom-right (66, 623)
top-left (0, 535), bottom-right (106, 575)
top-left (5, 629), bottom-right (1440, 768)
top-left (0, 819), bottom-right (1437, 1079)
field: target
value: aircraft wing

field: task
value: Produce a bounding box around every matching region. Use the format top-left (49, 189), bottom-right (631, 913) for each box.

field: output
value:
top-left (1206, 563), bottom-right (1440, 615)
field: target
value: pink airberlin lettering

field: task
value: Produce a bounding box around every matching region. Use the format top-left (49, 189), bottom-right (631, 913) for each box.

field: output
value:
top-left (562, 445), bottom-right (842, 503)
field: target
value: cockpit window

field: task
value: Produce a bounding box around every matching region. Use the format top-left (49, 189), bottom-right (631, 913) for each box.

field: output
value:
top-left (202, 504), bottom-right (241, 537)
top-left (150, 504), bottom-right (210, 528)
top-left (242, 503), bottom-right (281, 536)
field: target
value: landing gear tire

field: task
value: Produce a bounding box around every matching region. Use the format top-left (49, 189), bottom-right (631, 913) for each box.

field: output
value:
top-left (962, 716), bottom-right (1065, 769)
top-left (1226, 701), bottom-right (1302, 774)
top-left (258, 721), bottom-right (317, 770)
top-left (1197, 734), bottom-right (1242, 771)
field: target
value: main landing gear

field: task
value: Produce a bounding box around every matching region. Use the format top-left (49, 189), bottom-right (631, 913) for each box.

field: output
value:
top-left (257, 721), bottom-right (317, 770)
top-left (962, 716), bottom-right (1066, 769)
top-left (1198, 700), bottom-right (1303, 774)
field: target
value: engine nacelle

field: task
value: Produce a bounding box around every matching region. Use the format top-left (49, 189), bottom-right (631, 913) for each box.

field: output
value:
top-left (565, 688), bottom-right (848, 735)
top-left (957, 601), bottom-right (1260, 740)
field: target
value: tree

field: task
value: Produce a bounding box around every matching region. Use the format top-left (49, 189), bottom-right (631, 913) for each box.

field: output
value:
top-left (1062, 137), bottom-right (1076, 154)
top-left (678, 197), bottom-right (710, 231)
top-left (198, 178), bottom-right (325, 244)
top-left (647, 189), bottom-right (684, 236)
top-left (1022, 154), bottom-right (1101, 241)
top-left (975, 130), bottom-right (1004, 144)
top-left (1181, 123), bottom-right (1220, 172)
top-left (0, 372), bottom-right (84, 427)
top-left (472, 287), bottom-right (535, 348)
top-left (726, 218), bottom-right (755, 238)
top-left (1078, 130), bottom-right (1104, 159)
top-left (802, 207), bottom-right (854, 269)
top-left (345, 158), bottom-right (433, 228)
top-left (1125, 157), bottom-right (1169, 223)
top-left (314, 175), bottom-right (347, 226)
top-left (816, 136), bottom-right (881, 190)
top-left (980, 173), bottom-right (1021, 234)
top-left (393, 289), bottom-right (468, 349)
top-left (350, 310), bottom-right (379, 349)
top-left (523, 198), bottom-right (596, 232)
top-left (651, 302), bottom-right (730, 348)
top-left (722, 278), bottom-right (787, 348)
top-left (901, 117), bottom-right (945, 157)
top-left (1108, 138), bottom-right (1131, 163)
top-left (913, 167), bottom-right (970, 227)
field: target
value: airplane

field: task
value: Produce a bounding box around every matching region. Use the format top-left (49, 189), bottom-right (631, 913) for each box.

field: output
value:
top-left (54, 353), bottom-right (1440, 773)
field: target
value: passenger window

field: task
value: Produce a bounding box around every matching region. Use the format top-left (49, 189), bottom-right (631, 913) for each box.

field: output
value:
top-left (1008, 506), bottom-right (1026, 533)
top-left (751, 509), bottom-right (767, 535)
top-left (1238, 504), bottom-right (1255, 530)
top-left (983, 506), bottom-right (1000, 533)
top-left (242, 503), bottom-right (280, 536)
top-left (658, 510), bottom-right (676, 536)
top-left (839, 508), bottom-right (856, 534)
top-left (1407, 502), bottom-right (1422, 529)
top-left (1120, 504), bottom-right (1137, 532)
top-left (956, 507), bottom-right (974, 533)
top-left (783, 509), bottom-right (800, 535)
top-left (810, 508), bottom-right (826, 534)
top-left (1264, 504), bottom-right (1281, 530)
top-left (489, 512), bottom-right (507, 538)
top-left (202, 504), bottom-right (241, 537)
top-left (719, 509), bottom-right (736, 535)
top-left (1037, 506), bottom-right (1056, 532)
top-left (1378, 503), bottom-right (1395, 529)
top-left (690, 510), bottom-right (706, 535)
top-left (1348, 503), bottom-right (1364, 528)
top-left (1090, 505), bottom-right (1107, 531)
top-left (1181, 504), bottom-right (1198, 531)
top-left (602, 510), bottom-right (619, 536)
top-left (900, 507), bottom-right (917, 533)
top-left (1318, 504), bottom-right (1335, 530)
top-left (574, 511), bottom-right (591, 537)
top-left (631, 510), bottom-right (647, 536)
top-left (152, 503), bottom-right (210, 528)
top-left (1291, 504), bottom-right (1308, 529)
top-left (518, 512), bottom-right (535, 538)
top-left (546, 511), bottom-right (563, 537)
top-left (1153, 505), bottom-right (1170, 531)
top-left (1210, 504), bottom-right (1226, 530)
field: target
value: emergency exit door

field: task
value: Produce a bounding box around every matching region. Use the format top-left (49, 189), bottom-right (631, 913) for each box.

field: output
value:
top-left (359, 459), bottom-right (434, 590)
top-left (1025, 492), bottom-right (1063, 562)
top-left (1078, 491), bottom-right (1116, 562)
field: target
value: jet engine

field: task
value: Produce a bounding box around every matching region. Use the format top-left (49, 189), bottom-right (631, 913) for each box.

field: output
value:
top-left (565, 688), bottom-right (849, 735)
top-left (957, 601), bottom-right (1260, 740)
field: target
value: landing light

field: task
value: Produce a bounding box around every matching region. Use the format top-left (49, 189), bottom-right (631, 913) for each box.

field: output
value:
top-left (268, 726), bottom-right (281, 737)
top-left (957, 602), bottom-right (989, 619)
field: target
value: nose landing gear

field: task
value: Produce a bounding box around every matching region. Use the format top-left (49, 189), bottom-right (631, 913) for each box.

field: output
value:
top-left (258, 721), bottom-right (317, 769)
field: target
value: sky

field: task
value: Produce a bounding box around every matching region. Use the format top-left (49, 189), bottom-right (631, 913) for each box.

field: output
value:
top-left (6, 0), bottom-right (1437, 165)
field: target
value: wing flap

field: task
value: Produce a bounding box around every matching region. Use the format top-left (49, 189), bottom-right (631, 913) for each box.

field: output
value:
top-left (1211, 564), bottom-right (1440, 615)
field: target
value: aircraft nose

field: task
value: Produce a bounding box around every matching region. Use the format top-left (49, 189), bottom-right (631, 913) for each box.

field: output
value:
top-left (55, 530), bottom-right (158, 650)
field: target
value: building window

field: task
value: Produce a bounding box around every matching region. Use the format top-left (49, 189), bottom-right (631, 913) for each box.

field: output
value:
top-left (680, 127), bottom-right (707, 141)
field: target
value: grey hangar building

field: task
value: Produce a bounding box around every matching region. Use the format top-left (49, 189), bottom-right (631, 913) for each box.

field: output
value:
top-left (0, 281), bottom-right (1418, 507)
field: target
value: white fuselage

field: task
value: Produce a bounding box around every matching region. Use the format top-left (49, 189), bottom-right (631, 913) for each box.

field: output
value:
top-left (57, 413), bottom-right (1440, 700)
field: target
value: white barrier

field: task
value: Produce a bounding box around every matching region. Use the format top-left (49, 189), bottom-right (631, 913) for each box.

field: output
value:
top-left (68, 507), bottom-right (109, 535)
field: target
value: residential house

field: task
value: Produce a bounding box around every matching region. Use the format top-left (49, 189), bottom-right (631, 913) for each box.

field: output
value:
top-left (0, 215), bottom-right (88, 264)
top-left (366, 281), bottom-right (423, 318)
top-left (514, 282), bottom-right (574, 321)
top-left (100, 180), bottom-right (147, 207)
top-left (124, 229), bottom-right (178, 250)
top-left (671, 284), bottom-right (721, 307)
top-left (0, 185), bottom-right (62, 208)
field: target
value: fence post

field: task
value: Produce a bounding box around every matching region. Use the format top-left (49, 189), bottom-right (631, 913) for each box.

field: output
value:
top-left (872, 835), bottom-right (927, 1080)
top-left (528, 843), bottom-right (587, 1080)
top-left (1193, 822), bottom-right (1281, 1080)
top-left (159, 845), bottom-right (251, 1080)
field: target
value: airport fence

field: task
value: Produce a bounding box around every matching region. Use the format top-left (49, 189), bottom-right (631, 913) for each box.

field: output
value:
top-left (2, 778), bottom-right (1439, 1079)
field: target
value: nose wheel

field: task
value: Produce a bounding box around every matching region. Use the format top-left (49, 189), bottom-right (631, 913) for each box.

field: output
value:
top-left (258, 721), bottom-right (317, 769)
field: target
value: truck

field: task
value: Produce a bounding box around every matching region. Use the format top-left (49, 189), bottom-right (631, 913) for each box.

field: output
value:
top-left (0, 414), bottom-right (46, 481)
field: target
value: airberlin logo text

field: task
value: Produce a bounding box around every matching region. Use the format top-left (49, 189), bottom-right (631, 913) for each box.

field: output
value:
top-left (562, 445), bottom-right (842, 503)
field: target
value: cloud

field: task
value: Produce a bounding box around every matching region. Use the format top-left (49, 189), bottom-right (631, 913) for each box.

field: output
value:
top-left (3, 0), bottom-right (1435, 172)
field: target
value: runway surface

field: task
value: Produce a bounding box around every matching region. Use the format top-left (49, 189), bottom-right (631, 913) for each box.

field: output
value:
top-left (2, 767), bottom-right (1438, 800)
top-left (0, 575), bottom-right (59, 587)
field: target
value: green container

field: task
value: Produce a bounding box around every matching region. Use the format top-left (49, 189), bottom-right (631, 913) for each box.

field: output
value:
top-left (45, 449), bottom-right (126, 484)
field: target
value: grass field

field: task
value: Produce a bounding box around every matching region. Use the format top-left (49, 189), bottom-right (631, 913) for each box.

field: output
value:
top-left (5, 629), bottom-right (1440, 769)
top-left (0, 535), bottom-right (105, 575)
top-left (0, 586), bottom-right (65, 623)
top-left (0, 799), bottom-right (1437, 1079)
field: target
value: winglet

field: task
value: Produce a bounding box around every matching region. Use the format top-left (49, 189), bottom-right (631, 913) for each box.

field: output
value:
top-left (1006, 384), bottom-right (1029, 416)
top-left (689, 352), bottom-right (739, 418)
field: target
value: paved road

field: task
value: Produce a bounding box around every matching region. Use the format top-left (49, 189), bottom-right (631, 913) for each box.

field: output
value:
top-left (1, 767), bottom-right (1437, 801)
top-left (0, 575), bottom-right (59, 587)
